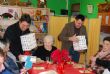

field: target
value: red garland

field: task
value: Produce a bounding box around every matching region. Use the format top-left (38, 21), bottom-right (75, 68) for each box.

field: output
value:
top-left (51, 49), bottom-right (70, 64)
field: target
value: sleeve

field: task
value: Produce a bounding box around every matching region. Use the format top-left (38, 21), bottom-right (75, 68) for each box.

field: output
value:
top-left (96, 58), bottom-right (110, 68)
top-left (3, 27), bottom-right (15, 42)
top-left (58, 23), bottom-right (70, 42)
top-left (32, 47), bottom-right (40, 56)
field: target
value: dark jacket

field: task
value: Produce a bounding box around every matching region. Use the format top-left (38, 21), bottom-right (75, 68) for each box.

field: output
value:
top-left (5, 56), bottom-right (19, 74)
top-left (32, 45), bottom-right (57, 61)
top-left (58, 22), bottom-right (88, 50)
top-left (3, 22), bottom-right (30, 59)
top-left (96, 58), bottom-right (110, 71)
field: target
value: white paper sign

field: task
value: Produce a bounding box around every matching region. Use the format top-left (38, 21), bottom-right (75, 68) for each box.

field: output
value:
top-left (19, 55), bottom-right (36, 63)
top-left (20, 33), bottom-right (37, 51)
top-left (73, 36), bottom-right (87, 51)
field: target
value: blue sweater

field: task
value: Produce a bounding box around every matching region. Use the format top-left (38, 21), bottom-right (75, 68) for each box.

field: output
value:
top-left (0, 67), bottom-right (13, 74)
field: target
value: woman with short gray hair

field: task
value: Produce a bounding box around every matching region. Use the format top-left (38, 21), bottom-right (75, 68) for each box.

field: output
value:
top-left (32, 35), bottom-right (57, 61)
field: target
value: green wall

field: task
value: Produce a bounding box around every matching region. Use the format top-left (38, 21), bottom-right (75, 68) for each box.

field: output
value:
top-left (20, 0), bottom-right (106, 18)
top-left (70, 0), bottom-right (105, 18)
top-left (47, 0), bottom-right (67, 16)
top-left (20, 0), bottom-right (67, 16)
top-left (20, 0), bottom-right (37, 7)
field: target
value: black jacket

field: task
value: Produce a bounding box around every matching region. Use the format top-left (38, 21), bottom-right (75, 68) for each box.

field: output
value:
top-left (32, 45), bottom-right (57, 61)
top-left (96, 58), bottom-right (110, 71)
top-left (3, 22), bottom-right (30, 59)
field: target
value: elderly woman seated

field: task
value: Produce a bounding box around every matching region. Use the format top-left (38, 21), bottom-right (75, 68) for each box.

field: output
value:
top-left (0, 49), bottom-right (13, 74)
top-left (90, 36), bottom-right (110, 74)
top-left (32, 35), bottom-right (57, 61)
top-left (0, 39), bottom-right (19, 74)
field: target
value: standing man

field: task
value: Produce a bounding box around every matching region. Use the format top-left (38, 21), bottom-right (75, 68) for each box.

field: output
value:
top-left (3, 14), bottom-right (31, 60)
top-left (58, 14), bottom-right (88, 62)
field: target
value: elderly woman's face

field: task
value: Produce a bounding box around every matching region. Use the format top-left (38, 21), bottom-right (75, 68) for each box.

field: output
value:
top-left (103, 40), bottom-right (110, 51)
top-left (44, 39), bottom-right (53, 47)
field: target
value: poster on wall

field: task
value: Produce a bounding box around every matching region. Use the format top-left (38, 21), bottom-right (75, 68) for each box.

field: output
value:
top-left (0, 6), bottom-right (21, 31)
top-left (87, 5), bottom-right (93, 13)
top-left (21, 7), bottom-right (35, 20)
top-left (0, 6), bottom-right (21, 20)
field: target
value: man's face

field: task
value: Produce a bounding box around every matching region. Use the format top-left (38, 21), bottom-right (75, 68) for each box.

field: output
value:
top-left (19, 21), bottom-right (30, 31)
top-left (74, 19), bottom-right (83, 28)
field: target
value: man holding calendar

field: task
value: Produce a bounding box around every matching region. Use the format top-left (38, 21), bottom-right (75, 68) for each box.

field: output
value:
top-left (58, 14), bottom-right (88, 63)
top-left (3, 14), bottom-right (31, 60)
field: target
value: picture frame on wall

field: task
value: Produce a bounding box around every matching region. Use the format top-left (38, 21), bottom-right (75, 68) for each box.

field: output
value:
top-left (87, 5), bottom-right (93, 13)
top-left (71, 3), bottom-right (80, 16)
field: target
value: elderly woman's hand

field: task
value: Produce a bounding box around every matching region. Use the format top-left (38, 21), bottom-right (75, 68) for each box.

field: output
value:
top-left (69, 34), bottom-right (79, 42)
top-left (20, 67), bottom-right (28, 74)
top-left (91, 56), bottom-right (97, 62)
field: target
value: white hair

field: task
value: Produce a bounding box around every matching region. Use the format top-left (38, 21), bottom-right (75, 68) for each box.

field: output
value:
top-left (0, 42), bottom-right (5, 49)
top-left (0, 39), bottom-right (9, 49)
top-left (43, 35), bottom-right (54, 44)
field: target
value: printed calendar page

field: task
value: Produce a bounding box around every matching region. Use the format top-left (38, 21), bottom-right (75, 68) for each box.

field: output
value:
top-left (20, 33), bottom-right (37, 51)
top-left (73, 35), bottom-right (87, 51)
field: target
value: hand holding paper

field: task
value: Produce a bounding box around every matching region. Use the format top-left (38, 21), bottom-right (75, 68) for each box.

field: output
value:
top-left (20, 33), bottom-right (37, 51)
top-left (73, 35), bottom-right (87, 51)
top-left (69, 34), bottom-right (79, 42)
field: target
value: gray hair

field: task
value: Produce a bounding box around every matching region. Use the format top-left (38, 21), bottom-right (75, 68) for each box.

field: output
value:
top-left (0, 39), bottom-right (9, 49)
top-left (43, 35), bottom-right (54, 44)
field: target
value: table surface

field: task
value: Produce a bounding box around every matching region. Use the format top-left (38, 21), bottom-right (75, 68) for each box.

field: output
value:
top-left (28, 62), bottom-right (95, 74)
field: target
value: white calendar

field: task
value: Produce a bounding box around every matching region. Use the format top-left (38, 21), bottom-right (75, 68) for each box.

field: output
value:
top-left (20, 33), bottom-right (37, 51)
top-left (73, 35), bottom-right (87, 51)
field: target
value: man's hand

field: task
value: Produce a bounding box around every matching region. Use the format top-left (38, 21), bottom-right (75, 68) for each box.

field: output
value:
top-left (69, 34), bottom-right (79, 42)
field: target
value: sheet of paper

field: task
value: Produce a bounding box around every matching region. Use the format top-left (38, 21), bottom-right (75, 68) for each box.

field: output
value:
top-left (39, 70), bottom-right (58, 74)
top-left (20, 33), bottom-right (37, 51)
top-left (19, 55), bottom-right (36, 63)
top-left (73, 35), bottom-right (87, 51)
